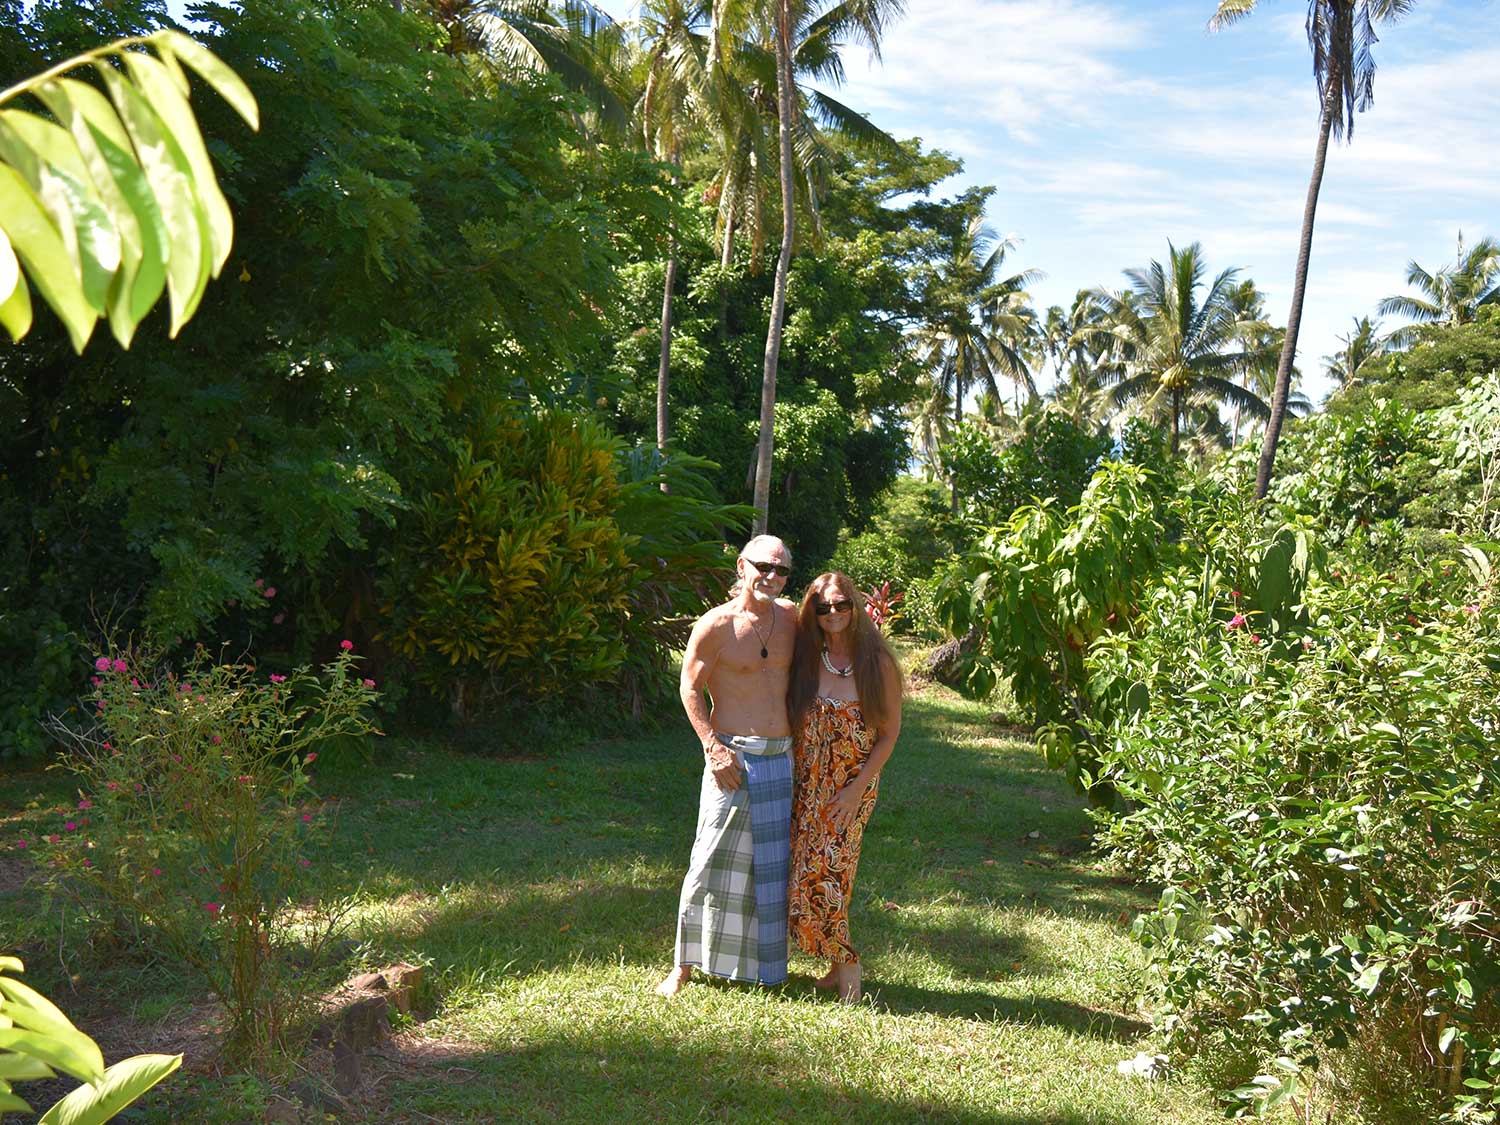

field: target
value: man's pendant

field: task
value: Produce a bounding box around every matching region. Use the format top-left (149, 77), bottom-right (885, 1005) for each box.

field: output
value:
top-left (760, 646), bottom-right (768, 659)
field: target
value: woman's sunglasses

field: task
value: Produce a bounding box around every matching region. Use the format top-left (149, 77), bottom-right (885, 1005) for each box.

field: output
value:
top-left (815, 599), bottom-right (854, 615)
top-left (745, 559), bottom-right (792, 578)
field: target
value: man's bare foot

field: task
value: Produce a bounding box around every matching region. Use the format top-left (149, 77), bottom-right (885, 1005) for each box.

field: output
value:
top-left (654, 966), bottom-right (692, 997)
top-left (835, 962), bottom-right (861, 1004)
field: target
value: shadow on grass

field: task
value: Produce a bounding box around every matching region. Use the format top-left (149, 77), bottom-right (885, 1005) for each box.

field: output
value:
top-left (369, 1025), bottom-right (1169, 1125)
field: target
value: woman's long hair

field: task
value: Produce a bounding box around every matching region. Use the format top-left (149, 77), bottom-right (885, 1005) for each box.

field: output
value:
top-left (787, 572), bottom-right (903, 732)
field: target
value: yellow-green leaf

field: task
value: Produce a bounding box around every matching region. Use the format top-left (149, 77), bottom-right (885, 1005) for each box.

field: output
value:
top-left (0, 1027), bottom-right (104, 1085)
top-left (37, 1052), bottom-right (182, 1125)
top-left (0, 226), bottom-right (26, 341)
top-left (34, 79), bottom-right (147, 345)
top-left (157, 31), bottom-right (259, 131)
top-left (0, 975), bottom-right (83, 1042)
top-left (96, 63), bottom-right (204, 337)
top-left (0, 1091), bottom-right (34, 1114)
top-left (0, 164), bottom-right (94, 351)
top-left (0, 1051), bottom-right (56, 1080)
top-left (121, 50), bottom-right (232, 274)
top-left (87, 122), bottom-right (168, 345)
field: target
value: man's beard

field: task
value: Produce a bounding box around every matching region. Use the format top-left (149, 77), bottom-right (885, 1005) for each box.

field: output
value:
top-left (748, 579), bottom-right (776, 603)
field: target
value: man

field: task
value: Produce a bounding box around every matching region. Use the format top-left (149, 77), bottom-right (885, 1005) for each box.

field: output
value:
top-left (655, 534), bottom-right (797, 997)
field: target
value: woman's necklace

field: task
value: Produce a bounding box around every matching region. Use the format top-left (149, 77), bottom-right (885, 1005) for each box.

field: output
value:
top-left (747, 607), bottom-right (774, 659)
top-left (821, 646), bottom-right (852, 677)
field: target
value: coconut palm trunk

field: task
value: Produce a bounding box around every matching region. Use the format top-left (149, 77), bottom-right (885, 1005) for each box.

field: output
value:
top-left (751, 0), bottom-right (796, 533)
top-left (656, 252), bottom-right (677, 450)
top-left (1255, 69), bottom-right (1339, 498)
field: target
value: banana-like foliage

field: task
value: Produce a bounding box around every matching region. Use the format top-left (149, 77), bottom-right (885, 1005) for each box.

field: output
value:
top-left (0, 30), bottom-right (258, 353)
top-left (0, 956), bottom-right (182, 1123)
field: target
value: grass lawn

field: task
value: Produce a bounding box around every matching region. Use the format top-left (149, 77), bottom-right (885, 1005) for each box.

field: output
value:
top-left (3, 679), bottom-right (1240, 1123)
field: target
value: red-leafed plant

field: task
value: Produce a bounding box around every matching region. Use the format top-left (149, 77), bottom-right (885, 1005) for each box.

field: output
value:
top-left (862, 581), bottom-right (904, 629)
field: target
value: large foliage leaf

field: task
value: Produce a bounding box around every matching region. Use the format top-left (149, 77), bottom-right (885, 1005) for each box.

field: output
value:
top-left (0, 29), bottom-right (257, 351)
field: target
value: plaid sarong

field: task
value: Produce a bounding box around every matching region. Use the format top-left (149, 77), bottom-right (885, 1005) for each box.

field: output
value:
top-left (673, 733), bottom-right (794, 986)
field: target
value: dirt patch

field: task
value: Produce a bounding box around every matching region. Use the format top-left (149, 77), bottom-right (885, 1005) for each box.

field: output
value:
top-left (0, 852), bottom-right (35, 896)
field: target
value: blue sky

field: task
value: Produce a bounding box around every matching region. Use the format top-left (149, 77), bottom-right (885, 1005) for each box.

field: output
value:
top-left (616, 0), bottom-right (1499, 401)
top-left (155, 0), bottom-right (1497, 401)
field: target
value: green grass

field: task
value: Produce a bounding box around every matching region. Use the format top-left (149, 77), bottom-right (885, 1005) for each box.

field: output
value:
top-left (2, 683), bottom-right (1237, 1122)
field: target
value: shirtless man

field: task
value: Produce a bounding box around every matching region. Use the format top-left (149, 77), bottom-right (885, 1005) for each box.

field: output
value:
top-left (655, 534), bottom-right (797, 997)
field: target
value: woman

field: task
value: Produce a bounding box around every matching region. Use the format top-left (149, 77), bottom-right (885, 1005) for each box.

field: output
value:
top-left (786, 571), bottom-right (903, 1003)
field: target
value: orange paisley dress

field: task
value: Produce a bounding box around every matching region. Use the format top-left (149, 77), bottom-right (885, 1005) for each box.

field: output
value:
top-left (788, 697), bottom-right (880, 965)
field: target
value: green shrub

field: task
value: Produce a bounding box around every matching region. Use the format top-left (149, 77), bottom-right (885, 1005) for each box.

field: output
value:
top-left (379, 409), bottom-right (634, 717)
top-left (0, 606), bottom-right (76, 759)
top-left (612, 446), bottom-right (753, 719)
top-left (1089, 550), bottom-right (1500, 1120)
top-left (42, 645), bottom-right (378, 1063)
top-left (937, 411), bottom-right (1112, 527)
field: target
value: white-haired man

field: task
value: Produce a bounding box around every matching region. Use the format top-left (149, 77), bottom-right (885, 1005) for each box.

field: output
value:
top-left (655, 534), bottom-right (797, 996)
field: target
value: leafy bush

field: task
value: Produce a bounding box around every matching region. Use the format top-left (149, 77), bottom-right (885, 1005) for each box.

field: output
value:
top-left (0, 606), bottom-right (75, 759)
top-left (42, 645), bottom-right (378, 1062)
top-left (0, 955), bottom-right (181, 1122)
top-left (1089, 549), bottom-right (1500, 1120)
top-left (379, 409), bottom-right (635, 717)
top-left (936, 461), bottom-right (1173, 802)
top-left (937, 411), bottom-right (1112, 527)
top-left (612, 446), bottom-right (753, 718)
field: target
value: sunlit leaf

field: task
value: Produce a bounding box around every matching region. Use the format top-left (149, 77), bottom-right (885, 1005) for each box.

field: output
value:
top-left (0, 164), bottom-right (94, 350)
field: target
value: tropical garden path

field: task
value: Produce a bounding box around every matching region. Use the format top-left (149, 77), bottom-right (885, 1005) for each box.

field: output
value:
top-left (1, 680), bottom-right (1237, 1122)
top-left (285, 680), bottom-right (1228, 1123)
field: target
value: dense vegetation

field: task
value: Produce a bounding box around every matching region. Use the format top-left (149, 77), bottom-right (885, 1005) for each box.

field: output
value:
top-left (2, 1), bottom-right (1498, 1123)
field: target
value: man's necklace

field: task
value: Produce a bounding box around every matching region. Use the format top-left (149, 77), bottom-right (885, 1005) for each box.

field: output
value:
top-left (747, 607), bottom-right (774, 659)
top-left (822, 646), bottom-right (852, 677)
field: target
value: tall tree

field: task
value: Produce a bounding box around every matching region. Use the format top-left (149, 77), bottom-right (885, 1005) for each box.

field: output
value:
top-left (917, 210), bottom-right (1041, 510)
top-left (712, 0), bottom-right (904, 533)
top-left (1378, 231), bottom-right (1500, 346)
top-left (1211, 0), bottom-right (1414, 497)
top-left (635, 0), bottom-right (712, 454)
top-left (1092, 241), bottom-right (1270, 456)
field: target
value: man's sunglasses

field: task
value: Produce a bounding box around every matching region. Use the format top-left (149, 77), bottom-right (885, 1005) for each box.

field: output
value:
top-left (815, 599), bottom-right (854, 615)
top-left (745, 559), bottom-right (791, 578)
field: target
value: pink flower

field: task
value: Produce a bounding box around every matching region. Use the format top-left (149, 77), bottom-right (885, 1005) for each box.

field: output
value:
top-left (16, 840), bottom-right (26, 849)
top-left (1250, 634), bottom-right (1262, 643)
top-left (45, 834), bottom-right (58, 845)
top-left (204, 903), bottom-right (220, 915)
top-left (362, 678), bottom-right (375, 689)
top-left (340, 639), bottom-right (354, 651)
top-left (94, 656), bottom-right (111, 671)
top-left (77, 800), bottom-right (92, 810)
top-left (1231, 590), bottom-right (1241, 599)
top-left (106, 781), bottom-right (119, 791)
top-left (90, 677), bottom-right (100, 687)
top-left (304, 752), bottom-right (318, 764)
top-left (64, 821), bottom-right (76, 832)
top-left (95, 700), bottom-right (105, 711)
top-left (1463, 604), bottom-right (1481, 615)
top-left (269, 674), bottom-right (287, 683)
top-left (263, 586), bottom-right (276, 598)
top-left (151, 867), bottom-right (162, 876)
top-left (82, 858), bottom-right (92, 868)
top-left (111, 659), bottom-right (127, 674)
top-left (299, 858), bottom-right (311, 868)
top-left (254, 578), bottom-right (264, 589)
top-left (102, 742), bottom-right (111, 751)
top-left (273, 613), bottom-right (285, 625)
top-left (301, 813), bottom-right (312, 823)
top-left (212, 735), bottom-right (222, 745)
top-left (236, 775), bottom-right (252, 785)
top-left (1227, 613), bottom-right (1246, 630)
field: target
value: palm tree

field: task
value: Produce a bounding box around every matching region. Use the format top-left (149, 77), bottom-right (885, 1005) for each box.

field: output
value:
top-left (1377, 231), bottom-right (1500, 346)
top-left (1322, 314), bottom-right (1390, 386)
top-left (908, 383), bottom-right (952, 482)
top-left (916, 214), bottom-right (1041, 509)
top-left (1210, 0), bottom-right (1415, 498)
top-left (709, 0), bottom-right (904, 533)
top-left (634, 0), bottom-right (713, 454)
top-left (1092, 241), bottom-right (1271, 456)
top-left (421, 0), bottom-right (631, 129)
